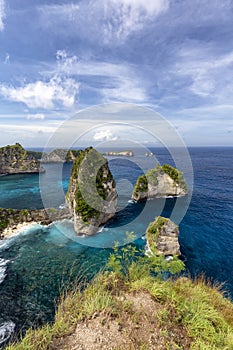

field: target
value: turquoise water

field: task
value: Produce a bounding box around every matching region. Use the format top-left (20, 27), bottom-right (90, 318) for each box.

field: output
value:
top-left (0, 147), bottom-right (233, 346)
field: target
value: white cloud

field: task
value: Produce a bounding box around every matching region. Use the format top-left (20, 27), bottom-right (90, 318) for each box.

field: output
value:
top-left (26, 113), bottom-right (45, 120)
top-left (93, 129), bottom-right (118, 142)
top-left (102, 76), bottom-right (147, 103)
top-left (39, 3), bottom-right (80, 22)
top-left (56, 49), bottom-right (78, 74)
top-left (104, 0), bottom-right (169, 41)
top-left (0, 77), bottom-right (79, 109)
top-left (0, 0), bottom-right (5, 31)
top-left (0, 51), bottom-right (79, 110)
top-left (39, 0), bottom-right (169, 44)
top-left (75, 60), bottom-right (148, 103)
top-left (4, 53), bottom-right (9, 64)
top-left (175, 48), bottom-right (233, 98)
top-left (112, 0), bottom-right (170, 16)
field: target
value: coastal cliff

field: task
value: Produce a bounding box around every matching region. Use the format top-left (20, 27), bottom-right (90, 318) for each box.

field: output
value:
top-left (66, 147), bottom-right (117, 235)
top-left (7, 221), bottom-right (233, 350)
top-left (0, 143), bottom-right (45, 175)
top-left (0, 207), bottom-right (72, 239)
top-left (41, 149), bottom-right (81, 163)
top-left (132, 164), bottom-right (187, 201)
top-left (146, 216), bottom-right (180, 256)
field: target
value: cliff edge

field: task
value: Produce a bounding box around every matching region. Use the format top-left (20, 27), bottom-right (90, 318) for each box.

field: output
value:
top-left (66, 147), bottom-right (117, 235)
top-left (0, 143), bottom-right (45, 175)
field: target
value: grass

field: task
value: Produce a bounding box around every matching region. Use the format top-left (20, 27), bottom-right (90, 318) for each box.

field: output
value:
top-left (6, 251), bottom-right (233, 350)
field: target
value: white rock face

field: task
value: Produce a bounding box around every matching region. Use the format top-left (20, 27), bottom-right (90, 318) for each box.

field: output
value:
top-left (132, 165), bottom-right (187, 201)
top-left (147, 173), bottom-right (186, 198)
top-left (146, 217), bottom-right (181, 256)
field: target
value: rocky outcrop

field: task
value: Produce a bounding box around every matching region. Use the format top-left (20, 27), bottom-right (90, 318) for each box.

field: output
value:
top-left (0, 207), bottom-right (72, 239)
top-left (0, 143), bottom-right (45, 175)
top-left (132, 164), bottom-right (187, 202)
top-left (66, 147), bottom-right (117, 236)
top-left (146, 216), bottom-right (180, 256)
top-left (41, 149), bottom-right (81, 163)
top-left (103, 150), bottom-right (134, 157)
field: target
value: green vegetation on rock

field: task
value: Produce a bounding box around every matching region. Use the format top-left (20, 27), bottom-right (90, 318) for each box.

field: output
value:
top-left (74, 185), bottom-right (100, 223)
top-left (133, 175), bottom-right (148, 197)
top-left (162, 163), bottom-right (187, 191)
top-left (0, 143), bottom-right (44, 175)
top-left (132, 163), bottom-right (188, 201)
top-left (146, 216), bottom-right (167, 255)
top-left (67, 147), bottom-right (117, 229)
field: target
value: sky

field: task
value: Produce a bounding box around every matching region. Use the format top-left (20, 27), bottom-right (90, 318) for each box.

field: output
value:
top-left (0, 0), bottom-right (233, 147)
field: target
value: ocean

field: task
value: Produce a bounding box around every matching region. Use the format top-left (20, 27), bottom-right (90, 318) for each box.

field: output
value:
top-left (0, 147), bottom-right (233, 345)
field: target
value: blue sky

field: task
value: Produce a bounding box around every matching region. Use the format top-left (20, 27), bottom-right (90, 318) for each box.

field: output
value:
top-left (0, 0), bottom-right (233, 147)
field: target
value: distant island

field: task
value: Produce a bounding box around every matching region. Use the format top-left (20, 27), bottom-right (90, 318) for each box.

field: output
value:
top-left (0, 144), bottom-right (83, 176)
top-left (0, 144), bottom-right (136, 176)
top-left (102, 150), bottom-right (134, 157)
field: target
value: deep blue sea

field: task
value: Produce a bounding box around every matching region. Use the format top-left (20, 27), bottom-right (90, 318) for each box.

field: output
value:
top-left (0, 147), bottom-right (233, 346)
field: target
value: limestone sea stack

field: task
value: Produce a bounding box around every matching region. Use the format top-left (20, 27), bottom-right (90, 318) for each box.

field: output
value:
top-left (0, 143), bottom-right (45, 175)
top-left (66, 147), bottom-right (117, 236)
top-left (146, 216), bottom-right (181, 256)
top-left (132, 164), bottom-right (187, 202)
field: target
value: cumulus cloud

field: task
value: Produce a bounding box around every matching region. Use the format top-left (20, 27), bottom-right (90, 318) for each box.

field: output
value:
top-left (93, 129), bottom-right (118, 142)
top-left (0, 0), bottom-right (5, 31)
top-left (0, 51), bottom-right (79, 110)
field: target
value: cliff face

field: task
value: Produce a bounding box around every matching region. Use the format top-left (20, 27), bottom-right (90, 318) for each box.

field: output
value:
top-left (132, 164), bottom-right (187, 201)
top-left (0, 143), bottom-right (45, 175)
top-left (66, 147), bottom-right (117, 236)
top-left (146, 216), bottom-right (180, 256)
top-left (41, 149), bottom-right (81, 163)
top-left (0, 208), bottom-right (72, 239)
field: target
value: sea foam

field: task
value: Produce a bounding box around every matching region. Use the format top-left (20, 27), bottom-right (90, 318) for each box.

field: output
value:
top-left (0, 258), bottom-right (9, 285)
top-left (0, 321), bottom-right (15, 345)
